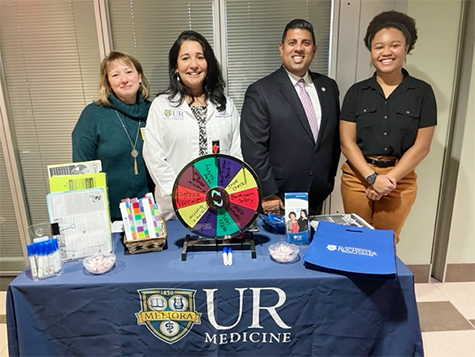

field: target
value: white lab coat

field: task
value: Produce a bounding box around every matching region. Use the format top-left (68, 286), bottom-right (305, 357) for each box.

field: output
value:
top-left (143, 94), bottom-right (242, 219)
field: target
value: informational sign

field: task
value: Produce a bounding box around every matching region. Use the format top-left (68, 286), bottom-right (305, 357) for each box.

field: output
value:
top-left (46, 187), bottom-right (112, 261)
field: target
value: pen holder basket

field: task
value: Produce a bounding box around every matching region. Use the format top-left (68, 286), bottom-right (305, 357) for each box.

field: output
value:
top-left (123, 218), bottom-right (168, 254)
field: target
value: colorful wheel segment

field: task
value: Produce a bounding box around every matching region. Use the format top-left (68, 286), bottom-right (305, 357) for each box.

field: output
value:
top-left (172, 154), bottom-right (262, 239)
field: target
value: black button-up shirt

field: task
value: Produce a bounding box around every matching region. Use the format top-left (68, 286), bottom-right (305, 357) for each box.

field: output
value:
top-left (340, 69), bottom-right (437, 158)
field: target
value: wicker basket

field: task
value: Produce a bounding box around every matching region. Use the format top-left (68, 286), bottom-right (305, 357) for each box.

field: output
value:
top-left (123, 218), bottom-right (168, 254)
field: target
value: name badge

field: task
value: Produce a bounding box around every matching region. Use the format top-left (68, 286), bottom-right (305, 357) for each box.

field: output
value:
top-left (216, 111), bottom-right (231, 119)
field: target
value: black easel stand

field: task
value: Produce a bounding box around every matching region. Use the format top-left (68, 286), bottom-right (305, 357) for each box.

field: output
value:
top-left (181, 232), bottom-right (256, 261)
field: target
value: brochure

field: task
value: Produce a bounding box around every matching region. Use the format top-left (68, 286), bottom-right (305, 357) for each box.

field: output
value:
top-left (309, 213), bottom-right (374, 230)
top-left (47, 160), bottom-right (102, 178)
top-left (48, 171), bottom-right (110, 218)
top-left (284, 192), bottom-right (309, 244)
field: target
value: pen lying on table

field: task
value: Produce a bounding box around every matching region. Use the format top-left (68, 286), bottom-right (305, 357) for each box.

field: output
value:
top-left (222, 247), bottom-right (233, 266)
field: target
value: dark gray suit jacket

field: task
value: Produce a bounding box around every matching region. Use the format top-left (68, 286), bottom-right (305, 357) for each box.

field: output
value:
top-left (240, 66), bottom-right (340, 211)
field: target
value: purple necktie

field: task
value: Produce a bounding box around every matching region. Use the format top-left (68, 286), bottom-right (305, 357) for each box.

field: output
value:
top-left (297, 79), bottom-right (319, 141)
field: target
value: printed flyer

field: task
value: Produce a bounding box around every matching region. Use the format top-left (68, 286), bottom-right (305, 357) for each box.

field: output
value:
top-left (284, 192), bottom-right (309, 244)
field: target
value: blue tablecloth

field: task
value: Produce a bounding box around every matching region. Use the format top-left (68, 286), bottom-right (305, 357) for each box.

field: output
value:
top-left (7, 220), bottom-right (423, 356)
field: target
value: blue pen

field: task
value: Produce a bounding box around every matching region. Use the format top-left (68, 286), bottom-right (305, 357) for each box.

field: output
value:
top-left (222, 247), bottom-right (228, 265)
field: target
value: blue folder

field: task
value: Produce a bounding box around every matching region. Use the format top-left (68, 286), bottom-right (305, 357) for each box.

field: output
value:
top-left (303, 221), bottom-right (397, 279)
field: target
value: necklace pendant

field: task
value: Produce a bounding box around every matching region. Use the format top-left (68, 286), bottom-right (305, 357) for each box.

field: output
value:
top-left (131, 149), bottom-right (139, 158)
top-left (134, 158), bottom-right (139, 176)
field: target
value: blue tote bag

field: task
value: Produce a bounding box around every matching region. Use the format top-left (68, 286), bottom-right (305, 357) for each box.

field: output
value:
top-left (303, 221), bottom-right (397, 279)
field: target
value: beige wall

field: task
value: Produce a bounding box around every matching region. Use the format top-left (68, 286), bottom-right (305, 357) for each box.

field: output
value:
top-left (397, 0), bottom-right (463, 264)
top-left (447, 51), bottom-right (475, 263)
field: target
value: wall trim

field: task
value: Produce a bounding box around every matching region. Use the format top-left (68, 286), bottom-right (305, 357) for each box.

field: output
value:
top-left (407, 264), bottom-right (431, 283)
top-left (445, 263), bottom-right (475, 282)
top-left (408, 263), bottom-right (475, 283)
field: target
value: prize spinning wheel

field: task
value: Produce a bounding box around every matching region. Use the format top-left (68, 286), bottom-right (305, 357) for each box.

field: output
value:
top-left (172, 154), bottom-right (262, 239)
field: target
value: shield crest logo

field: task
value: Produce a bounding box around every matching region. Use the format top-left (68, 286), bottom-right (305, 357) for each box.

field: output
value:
top-left (136, 288), bottom-right (201, 344)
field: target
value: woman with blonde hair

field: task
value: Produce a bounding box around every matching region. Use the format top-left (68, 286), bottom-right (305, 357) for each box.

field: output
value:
top-left (73, 51), bottom-right (154, 220)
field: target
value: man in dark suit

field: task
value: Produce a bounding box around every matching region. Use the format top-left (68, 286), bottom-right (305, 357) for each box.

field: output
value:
top-left (241, 19), bottom-right (340, 215)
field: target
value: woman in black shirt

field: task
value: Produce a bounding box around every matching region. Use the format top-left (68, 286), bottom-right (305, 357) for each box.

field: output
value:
top-left (340, 10), bottom-right (437, 244)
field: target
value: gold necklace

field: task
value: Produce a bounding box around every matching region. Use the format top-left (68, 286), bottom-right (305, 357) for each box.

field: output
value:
top-left (115, 110), bottom-right (141, 175)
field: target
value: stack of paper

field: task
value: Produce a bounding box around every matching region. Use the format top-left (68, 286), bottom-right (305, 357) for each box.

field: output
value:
top-left (46, 160), bottom-right (112, 261)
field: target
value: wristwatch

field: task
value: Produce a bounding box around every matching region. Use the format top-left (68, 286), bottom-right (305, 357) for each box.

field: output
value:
top-left (366, 172), bottom-right (379, 185)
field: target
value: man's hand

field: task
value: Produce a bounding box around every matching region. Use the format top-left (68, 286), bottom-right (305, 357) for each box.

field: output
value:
top-left (262, 195), bottom-right (284, 215)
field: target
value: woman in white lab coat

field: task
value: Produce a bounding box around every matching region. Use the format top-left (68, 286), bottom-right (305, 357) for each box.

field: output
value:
top-left (144, 30), bottom-right (242, 219)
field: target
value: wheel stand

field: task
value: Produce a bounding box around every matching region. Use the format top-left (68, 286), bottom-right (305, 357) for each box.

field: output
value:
top-left (181, 232), bottom-right (256, 261)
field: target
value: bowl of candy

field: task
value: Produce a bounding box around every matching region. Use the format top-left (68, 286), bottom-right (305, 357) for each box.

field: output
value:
top-left (83, 253), bottom-right (116, 274)
top-left (268, 242), bottom-right (299, 263)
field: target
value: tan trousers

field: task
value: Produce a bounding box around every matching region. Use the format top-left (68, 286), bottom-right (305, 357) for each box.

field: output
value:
top-left (340, 161), bottom-right (417, 244)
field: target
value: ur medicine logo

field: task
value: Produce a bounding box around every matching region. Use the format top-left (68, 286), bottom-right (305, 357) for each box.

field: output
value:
top-left (164, 109), bottom-right (185, 119)
top-left (136, 289), bottom-right (201, 344)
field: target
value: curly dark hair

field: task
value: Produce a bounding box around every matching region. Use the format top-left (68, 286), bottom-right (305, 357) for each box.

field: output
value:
top-left (162, 30), bottom-right (226, 111)
top-left (364, 10), bottom-right (418, 53)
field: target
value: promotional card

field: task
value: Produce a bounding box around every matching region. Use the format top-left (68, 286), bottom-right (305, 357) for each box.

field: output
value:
top-left (284, 192), bottom-right (309, 244)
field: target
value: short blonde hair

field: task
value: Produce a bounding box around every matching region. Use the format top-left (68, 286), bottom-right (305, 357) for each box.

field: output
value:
top-left (96, 51), bottom-right (150, 106)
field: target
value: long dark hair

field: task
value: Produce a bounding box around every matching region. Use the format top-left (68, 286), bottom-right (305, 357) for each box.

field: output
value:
top-left (162, 30), bottom-right (226, 111)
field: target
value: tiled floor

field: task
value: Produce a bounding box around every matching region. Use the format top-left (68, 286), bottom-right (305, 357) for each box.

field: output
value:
top-left (416, 280), bottom-right (475, 357)
top-left (1, 280), bottom-right (474, 356)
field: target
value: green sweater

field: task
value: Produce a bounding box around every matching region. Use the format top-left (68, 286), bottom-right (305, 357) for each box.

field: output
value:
top-left (72, 94), bottom-right (154, 219)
